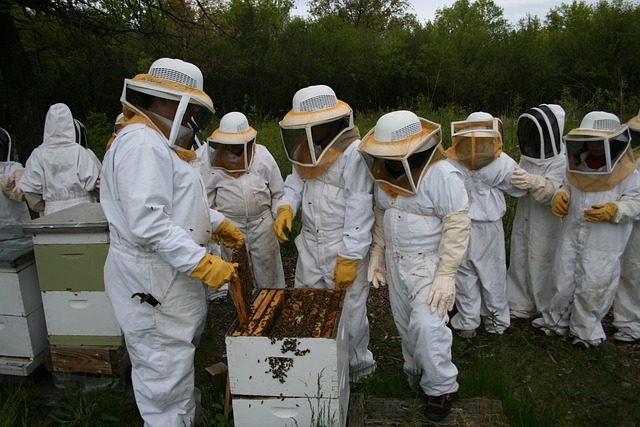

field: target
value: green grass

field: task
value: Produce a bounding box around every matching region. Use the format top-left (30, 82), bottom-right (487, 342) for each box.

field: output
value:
top-left (2, 109), bottom-right (638, 426)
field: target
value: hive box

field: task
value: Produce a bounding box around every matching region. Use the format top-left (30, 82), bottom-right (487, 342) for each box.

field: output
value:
top-left (22, 203), bottom-right (122, 347)
top-left (0, 226), bottom-right (48, 376)
top-left (226, 289), bottom-right (349, 427)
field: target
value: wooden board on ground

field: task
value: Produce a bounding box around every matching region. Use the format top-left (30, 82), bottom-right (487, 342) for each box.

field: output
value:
top-left (46, 344), bottom-right (127, 376)
top-left (347, 394), bottom-right (510, 427)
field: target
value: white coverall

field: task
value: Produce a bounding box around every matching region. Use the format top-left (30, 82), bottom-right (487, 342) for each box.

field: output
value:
top-left (376, 160), bottom-right (468, 396)
top-left (613, 215), bottom-right (640, 341)
top-left (276, 141), bottom-right (376, 377)
top-left (101, 123), bottom-right (225, 426)
top-left (532, 170), bottom-right (640, 346)
top-left (507, 154), bottom-right (565, 318)
top-left (0, 161), bottom-right (31, 227)
top-left (447, 154), bottom-right (527, 334)
top-left (202, 144), bottom-right (285, 289)
top-left (19, 104), bottom-right (99, 215)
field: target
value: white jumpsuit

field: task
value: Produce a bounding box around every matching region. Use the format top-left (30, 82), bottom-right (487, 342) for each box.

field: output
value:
top-left (19, 104), bottom-right (99, 215)
top-left (101, 123), bottom-right (224, 426)
top-left (507, 154), bottom-right (565, 318)
top-left (0, 161), bottom-right (31, 227)
top-left (276, 141), bottom-right (376, 377)
top-left (376, 160), bottom-right (468, 396)
top-left (447, 154), bottom-right (526, 334)
top-left (532, 169), bottom-right (640, 346)
top-left (202, 144), bottom-right (285, 289)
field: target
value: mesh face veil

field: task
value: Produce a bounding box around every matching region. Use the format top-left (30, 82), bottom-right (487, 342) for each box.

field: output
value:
top-left (0, 127), bottom-right (11, 162)
top-left (279, 85), bottom-right (354, 167)
top-left (628, 108), bottom-right (640, 152)
top-left (448, 113), bottom-right (503, 170)
top-left (517, 104), bottom-right (565, 159)
top-left (359, 110), bottom-right (443, 196)
top-left (208, 112), bottom-right (257, 173)
top-left (120, 58), bottom-right (215, 148)
top-left (74, 119), bottom-right (88, 149)
top-left (565, 111), bottom-right (631, 175)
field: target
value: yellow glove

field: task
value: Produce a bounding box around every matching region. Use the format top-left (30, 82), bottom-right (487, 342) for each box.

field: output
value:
top-left (551, 192), bottom-right (570, 218)
top-left (212, 219), bottom-right (244, 248)
top-left (333, 256), bottom-right (358, 290)
top-left (584, 202), bottom-right (618, 223)
top-left (190, 253), bottom-right (239, 290)
top-left (273, 205), bottom-right (293, 243)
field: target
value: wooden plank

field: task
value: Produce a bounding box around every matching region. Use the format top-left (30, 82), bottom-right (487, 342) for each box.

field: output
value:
top-left (235, 290), bottom-right (276, 336)
top-left (229, 275), bottom-right (248, 326)
top-left (48, 345), bottom-right (125, 375)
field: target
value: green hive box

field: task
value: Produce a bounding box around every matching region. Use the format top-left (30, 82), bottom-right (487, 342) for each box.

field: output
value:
top-left (23, 203), bottom-right (122, 347)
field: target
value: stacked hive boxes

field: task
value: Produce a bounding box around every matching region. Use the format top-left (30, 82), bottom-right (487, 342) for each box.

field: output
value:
top-left (22, 203), bottom-right (126, 386)
top-left (0, 226), bottom-right (47, 376)
top-left (226, 288), bottom-right (350, 427)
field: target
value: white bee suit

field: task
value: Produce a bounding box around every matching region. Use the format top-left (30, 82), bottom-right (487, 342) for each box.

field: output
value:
top-left (101, 123), bottom-right (225, 426)
top-left (375, 160), bottom-right (468, 396)
top-left (276, 141), bottom-right (376, 376)
top-left (533, 171), bottom-right (640, 345)
top-left (202, 144), bottom-right (285, 289)
top-left (0, 161), bottom-right (31, 226)
top-left (447, 154), bottom-right (526, 333)
top-left (507, 154), bottom-right (565, 318)
top-left (19, 103), bottom-right (99, 215)
top-left (613, 215), bottom-right (640, 341)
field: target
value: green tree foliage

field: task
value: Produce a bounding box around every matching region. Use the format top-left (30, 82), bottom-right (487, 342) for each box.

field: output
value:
top-left (1, 0), bottom-right (639, 162)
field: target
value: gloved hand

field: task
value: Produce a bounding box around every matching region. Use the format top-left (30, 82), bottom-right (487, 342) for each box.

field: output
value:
top-left (190, 253), bottom-right (239, 290)
top-left (274, 205), bottom-right (293, 243)
top-left (367, 250), bottom-right (387, 288)
top-left (551, 192), bottom-right (570, 218)
top-left (511, 168), bottom-right (543, 190)
top-left (584, 202), bottom-right (618, 223)
top-left (427, 275), bottom-right (456, 317)
top-left (333, 256), bottom-right (359, 290)
top-left (212, 219), bottom-right (244, 248)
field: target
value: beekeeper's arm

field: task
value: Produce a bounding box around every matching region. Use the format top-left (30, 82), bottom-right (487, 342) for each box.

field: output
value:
top-left (333, 146), bottom-right (374, 290)
top-left (273, 166), bottom-right (304, 243)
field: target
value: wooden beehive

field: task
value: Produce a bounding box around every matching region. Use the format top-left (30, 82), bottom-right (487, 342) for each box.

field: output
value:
top-left (226, 288), bottom-right (349, 427)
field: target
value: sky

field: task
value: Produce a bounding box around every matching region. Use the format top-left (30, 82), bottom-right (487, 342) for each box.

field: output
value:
top-left (291, 1), bottom-right (601, 25)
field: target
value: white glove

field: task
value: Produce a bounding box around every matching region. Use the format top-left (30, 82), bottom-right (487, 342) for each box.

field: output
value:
top-left (428, 275), bottom-right (456, 316)
top-left (510, 167), bottom-right (539, 190)
top-left (367, 250), bottom-right (387, 288)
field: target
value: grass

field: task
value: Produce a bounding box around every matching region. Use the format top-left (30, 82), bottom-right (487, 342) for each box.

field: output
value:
top-left (2, 108), bottom-right (638, 426)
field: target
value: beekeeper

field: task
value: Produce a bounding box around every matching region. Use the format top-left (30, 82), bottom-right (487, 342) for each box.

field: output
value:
top-left (203, 111), bottom-right (285, 289)
top-left (273, 84), bottom-right (376, 380)
top-left (446, 112), bottom-right (527, 338)
top-left (359, 111), bottom-right (470, 422)
top-left (100, 57), bottom-right (244, 426)
top-left (507, 104), bottom-right (566, 319)
top-left (19, 103), bottom-right (100, 215)
top-left (0, 127), bottom-right (31, 227)
top-left (612, 109), bottom-right (640, 343)
top-left (532, 111), bottom-right (640, 348)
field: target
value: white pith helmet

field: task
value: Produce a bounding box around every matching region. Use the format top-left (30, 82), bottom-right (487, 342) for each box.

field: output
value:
top-left (209, 112), bottom-right (257, 144)
top-left (451, 111), bottom-right (503, 137)
top-left (123, 57), bottom-right (214, 113)
top-left (279, 84), bottom-right (353, 128)
top-left (567, 111), bottom-right (624, 138)
top-left (360, 110), bottom-right (440, 157)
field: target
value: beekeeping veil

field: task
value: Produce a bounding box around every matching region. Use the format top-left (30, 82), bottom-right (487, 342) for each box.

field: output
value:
top-left (208, 112), bottom-right (257, 177)
top-left (446, 112), bottom-right (503, 170)
top-left (279, 85), bottom-right (359, 179)
top-left (118, 58), bottom-right (215, 161)
top-left (359, 110), bottom-right (445, 197)
top-left (517, 104), bottom-right (565, 160)
top-left (0, 127), bottom-right (12, 162)
top-left (628, 108), bottom-right (640, 156)
top-left (564, 111), bottom-right (635, 192)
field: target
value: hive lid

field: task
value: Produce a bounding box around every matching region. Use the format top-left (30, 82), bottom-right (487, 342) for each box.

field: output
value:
top-left (22, 203), bottom-right (108, 234)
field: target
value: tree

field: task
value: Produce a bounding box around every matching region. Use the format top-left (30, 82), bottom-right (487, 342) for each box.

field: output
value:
top-left (308, 0), bottom-right (416, 31)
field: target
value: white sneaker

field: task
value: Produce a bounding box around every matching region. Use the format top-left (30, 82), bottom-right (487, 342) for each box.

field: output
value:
top-left (613, 331), bottom-right (638, 343)
top-left (571, 338), bottom-right (591, 349)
